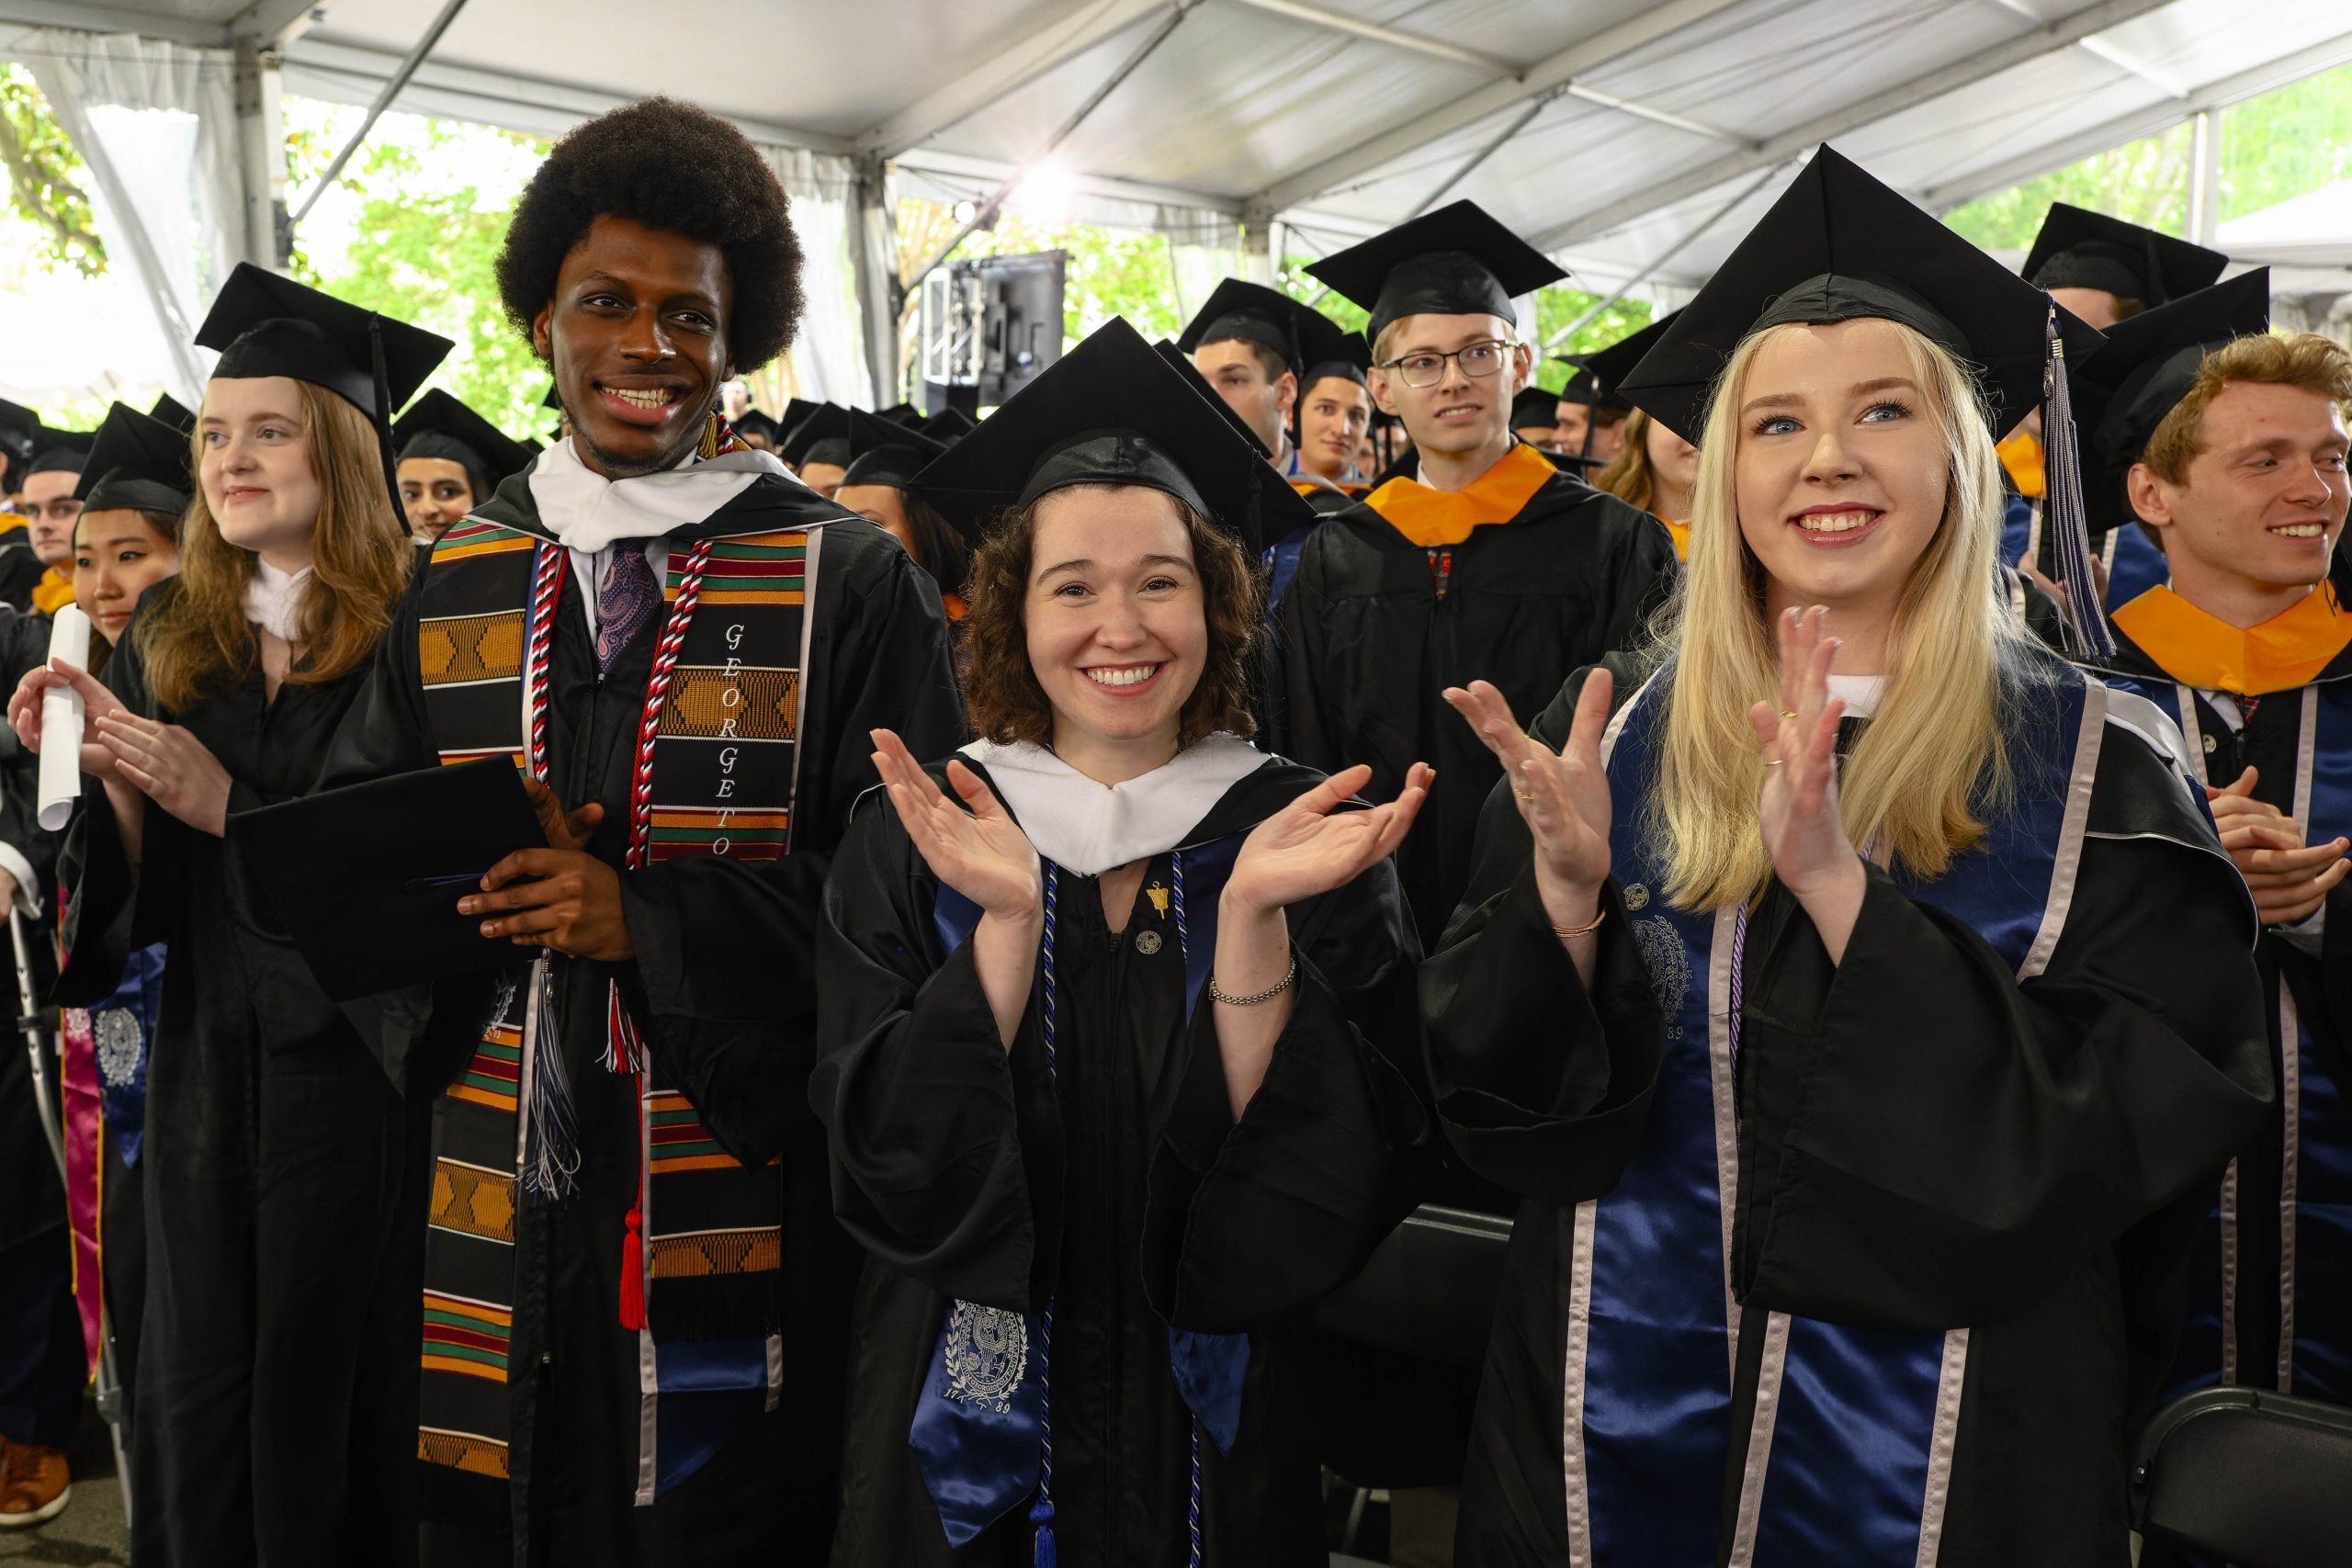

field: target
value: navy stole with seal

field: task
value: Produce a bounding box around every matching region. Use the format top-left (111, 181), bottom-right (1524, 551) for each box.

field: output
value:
top-left (411, 515), bottom-right (821, 1502)
top-left (1566, 660), bottom-right (2095, 1565)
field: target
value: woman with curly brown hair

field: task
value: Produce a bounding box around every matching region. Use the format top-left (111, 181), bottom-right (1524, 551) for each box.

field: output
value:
top-left (8, 266), bottom-right (452, 1568)
top-left (814, 320), bottom-right (1435, 1566)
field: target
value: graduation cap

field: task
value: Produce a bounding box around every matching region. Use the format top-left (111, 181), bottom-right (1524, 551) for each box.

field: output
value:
top-left (911, 318), bottom-right (1312, 554)
top-left (920, 408), bottom-right (978, 442)
top-left (2072, 268), bottom-right (2271, 536)
top-left (1178, 278), bottom-right (1320, 376)
top-left (1297, 311), bottom-right (1372, 393)
top-left (1152, 339), bottom-right (1273, 457)
top-left (1613, 144), bottom-right (2113, 650)
top-left (777, 401), bottom-right (851, 470)
top-left (2023, 204), bottom-right (2227, 310)
top-left (392, 389), bottom-right (540, 503)
top-left (74, 400), bottom-right (195, 518)
top-left (878, 401), bottom-right (924, 429)
top-left (1559, 310), bottom-right (1679, 416)
top-left (149, 392), bottom-right (197, 435)
top-left (0, 399), bottom-right (39, 465)
top-left (195, 263), bottom-right (451, 425)
top-left (25, 439), bottom-right (89, 476)
top-left (1305, 199), bottom-right (1566, 350)
top-left (836, 407), bottom-right (950, 491)
top-left (1510, 385), bottom-right (1561, 431)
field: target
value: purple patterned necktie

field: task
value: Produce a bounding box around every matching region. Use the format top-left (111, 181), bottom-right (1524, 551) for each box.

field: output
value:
top-left (595, 544), bottom-right (661, 671)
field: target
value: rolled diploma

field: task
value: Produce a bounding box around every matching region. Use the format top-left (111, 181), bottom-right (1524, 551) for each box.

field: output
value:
top-left (36, 604), bottom-right (92, 831)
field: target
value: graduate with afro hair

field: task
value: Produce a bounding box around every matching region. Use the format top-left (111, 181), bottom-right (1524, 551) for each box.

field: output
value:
top-left (317, 96), bottom-right (966, 1567)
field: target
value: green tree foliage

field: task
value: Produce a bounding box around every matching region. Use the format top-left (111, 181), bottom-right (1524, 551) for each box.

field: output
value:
top-left (0, 65), bottom-right (104, 276)
top-left (286, 105), bottom-right (549, 441)
top-left (2220, 63), bottom-right (2352, 221)
top-left (1942, 126), bottom-right (2194, 251)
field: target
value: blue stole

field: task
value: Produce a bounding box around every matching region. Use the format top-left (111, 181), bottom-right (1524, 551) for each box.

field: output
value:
top-left (90, 942), bottom-right (164, 1168)
top-left (2101, 671), bottom-right (2352, 1404)
top-left (1577, 662), bottom-right (2091, 1563)
top-left (910, 837), bottom-right (1251, 1549)
top-left (1262, 524), bottom-right (1317, 614)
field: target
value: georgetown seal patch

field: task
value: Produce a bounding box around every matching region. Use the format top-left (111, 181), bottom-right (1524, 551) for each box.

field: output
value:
top-left (941, 1300), bottom-right (1029, 1416)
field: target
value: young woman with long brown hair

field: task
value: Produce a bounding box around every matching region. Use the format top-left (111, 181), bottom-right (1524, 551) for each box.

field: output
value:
top-left (1424, 149), bottom-right (2272, 1565)
top-left (8, 266), bottom-right (450, 1568)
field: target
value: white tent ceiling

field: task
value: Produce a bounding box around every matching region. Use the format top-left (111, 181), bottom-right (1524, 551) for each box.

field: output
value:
top-left (9, 0), bottom-right (2348, 280)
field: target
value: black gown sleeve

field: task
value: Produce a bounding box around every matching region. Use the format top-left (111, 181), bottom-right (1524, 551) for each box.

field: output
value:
top-left (1140, 852), bottom-right (1434, 1333)
top-left (1731, 821), bottom-right (2270, 1331)
top-left (1418, 657), bottom-right (1671, 1203)
top-left (54, 607), bottom-right (173, 1007)
top-left (625, 529), bottom-right (965, 1167)
top-left (808, 790), bottom-right (1049, 1311)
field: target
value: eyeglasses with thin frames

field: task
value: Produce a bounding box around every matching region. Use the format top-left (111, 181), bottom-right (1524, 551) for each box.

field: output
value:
top-left (1376, 338), bottom-right (1517, 389)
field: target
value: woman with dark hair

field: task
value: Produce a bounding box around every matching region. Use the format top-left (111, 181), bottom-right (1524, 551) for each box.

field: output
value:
top-left (815, 320), bottom-right (1434, 1566)
top-left (832, 407), bottom-right (975, 620)
top-left (8, 267), bottom-right (452, 1568)
top-left (390, 389), bottom-right (537, 544)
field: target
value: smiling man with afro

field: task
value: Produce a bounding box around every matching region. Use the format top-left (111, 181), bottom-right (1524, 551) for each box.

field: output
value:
top-left (326, 95), bottom-right (966, 1568)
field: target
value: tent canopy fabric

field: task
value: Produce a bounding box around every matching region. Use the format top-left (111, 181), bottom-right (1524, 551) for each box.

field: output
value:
top-left (3, 0), bottom-right (2347, 387)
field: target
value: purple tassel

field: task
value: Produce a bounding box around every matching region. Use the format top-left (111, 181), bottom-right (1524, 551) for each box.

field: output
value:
top-left (2039, 302), bottom-right (2117, 659)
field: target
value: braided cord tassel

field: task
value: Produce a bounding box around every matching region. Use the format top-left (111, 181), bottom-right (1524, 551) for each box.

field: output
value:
top-left (1028, 861), bottom-right (1061, 1567)
top-left (525, 541), bottom-right (565, 779)
top-left (1170, 852), bottom-right (1208, 1568)
top-left (514, 545), bottom-right (578, 1204)
top-left (1188, 1417), bottom-right (1204, 1568)
top-left (2040, 303), bottom-right (2117, 659)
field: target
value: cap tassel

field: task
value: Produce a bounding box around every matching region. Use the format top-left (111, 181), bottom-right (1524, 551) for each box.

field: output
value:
top-left (2039, 304), bottom-right (2116, 660)
top-left (368, 315), bottom-right (404, 526)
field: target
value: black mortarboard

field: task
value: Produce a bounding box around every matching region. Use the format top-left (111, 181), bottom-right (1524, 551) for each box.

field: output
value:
top-left (879, 401), bottom-right (923, 429)
top-left (2073, 268), bottom-right (2270, 536)
top-left (194, 262), bottom-right (451, 424)
top-left (75, 401), bottom-right (194, 517)
top-left (920, 408), bottom-right (978, 441)
top-left (1567, 310), bottom-right (1679, 416)
top-left (393, 389), bottom-right (539, 502)
top-left (2024, 204), bottom-right (2227, 310)
top-left (1510, 386), bottom-right (1561, 431)
top-left (912, 318), bottom-right (1312, 554)
top-left (1305, 200), bottom-right (1566, 349)
top-left (1297, 310), bottom-right (1371, 393)
top-left (1614, 147), bottom-right (2103, 444)
top-left (1617, 145), bottom-right (2115, 654)
top-left (228, 756), bottom-right (547, 1004)
top-left (149, 392), bottom-right (196, 435)
top-left (778, 402), bottom-right (852, 470)
top-left (1179, 278), bottom-right (1317, 375)
top-left (0, 400), bottom-right (38, 466)
top-left (1152, 339), bottom-right (1275, 457)
top-left (26, 443), bottom-right (87, 475)
top-left (837, 407), bottom-right (950, 491)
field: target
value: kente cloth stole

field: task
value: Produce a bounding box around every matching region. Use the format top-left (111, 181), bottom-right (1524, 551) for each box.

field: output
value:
top-left (411, 509), bottom-right (822, 1501)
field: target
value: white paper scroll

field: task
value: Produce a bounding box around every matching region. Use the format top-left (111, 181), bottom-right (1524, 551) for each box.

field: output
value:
top-left (35, 604), bottom-right (91, 831)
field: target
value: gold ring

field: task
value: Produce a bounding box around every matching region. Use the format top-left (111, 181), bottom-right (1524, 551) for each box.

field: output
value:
top-left (1764, 759), bottom-right (1784, 768)
top-left (1513, 788), bottom-right (1534, 801)
top-left (1779, 709), bottom-right (1798, 720)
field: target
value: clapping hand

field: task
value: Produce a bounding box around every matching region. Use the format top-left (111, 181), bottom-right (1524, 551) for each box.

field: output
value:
top-left (92, 712), bottom-right (234, 836)
top-left (870, 728), bottom-right (1041, 925)
top-left (2206, 766), bottom-right (2350, 926)
top-left (1444, 673), bottom-right (1614, 930)
top-left (1224, 761), bottom-right (1431, 915)
top-left (1748, 606), bottom-right (1860, 899)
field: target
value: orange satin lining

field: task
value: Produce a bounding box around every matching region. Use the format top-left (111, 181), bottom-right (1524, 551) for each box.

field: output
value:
top-left (2110, 582), bottom-right (2352, 696)
top-left (30, 568), bottom-right (73, 615)
top-left (1362, 443), bottom-right (1556, 548)
top-left (1661, 518), bottom-right (1689, 560)
top-left (1996, 429), bottom-right (2045, 501)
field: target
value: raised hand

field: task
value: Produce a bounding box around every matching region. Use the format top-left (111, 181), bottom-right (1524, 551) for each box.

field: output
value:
top-left (1748, 606), bottom-right (1860, 898)
top-left (1444, 672), bottom-right (1614, 923)
top-left (10, 658), bottom-right (130, 781)
top-left (93, 711), bottom-right (233, 836)
top-left (1225, 761), bottom-right (1431, 915)
top-left (870, 728), bottom-right (1041, 924)
top-left (2207, 766), bottom-right (2349, 926)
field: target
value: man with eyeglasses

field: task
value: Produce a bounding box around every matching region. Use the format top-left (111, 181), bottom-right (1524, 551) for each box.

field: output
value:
top-left (14, 450), bottom-right (85, 615)
top-left (1263, 200), bottom-right (1676, 1551)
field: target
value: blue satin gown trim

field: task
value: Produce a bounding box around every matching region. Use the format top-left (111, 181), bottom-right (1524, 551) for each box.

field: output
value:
top-left (1587, 667), bottom-right (2083, 1562)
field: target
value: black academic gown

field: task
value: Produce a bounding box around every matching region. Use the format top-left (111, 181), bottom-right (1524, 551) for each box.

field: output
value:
top-left (53, 579), bottom-right (431, 1568)
top-left (813, 753), bottom-right (1430, 1566)
top-left (0, 532), bottom-right (44, 615)
top-left (2086, 617), bottom-right (2352, 1411)
top-left (1266, 457), bottom-right (1678, 948)
top-left (1423, 650), bottom-right (2275, 1567)
top-left (0, 605), bottom-right (61, 1260)
top-left (320, 473), bottom-right (965, 1567)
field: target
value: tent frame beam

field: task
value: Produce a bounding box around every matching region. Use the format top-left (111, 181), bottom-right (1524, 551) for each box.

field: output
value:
top-left (1529, 0), bottom-right (2177, 251)
top-left (1241, 0), bottom-right (1747, 220)
top-left (855, 0), bottom-right (1173, 159)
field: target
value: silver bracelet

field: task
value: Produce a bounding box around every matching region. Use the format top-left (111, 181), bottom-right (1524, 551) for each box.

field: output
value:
top-left (1207, 955), bottom-right (1297, 1007)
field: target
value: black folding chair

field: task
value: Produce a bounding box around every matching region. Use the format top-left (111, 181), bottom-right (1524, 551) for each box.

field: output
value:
top-left (2132, 1384), bottom-right (2352, 1567)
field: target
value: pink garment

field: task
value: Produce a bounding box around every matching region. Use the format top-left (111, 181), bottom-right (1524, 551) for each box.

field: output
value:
top-left (58, 1005), bottom-right (101, 1371)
